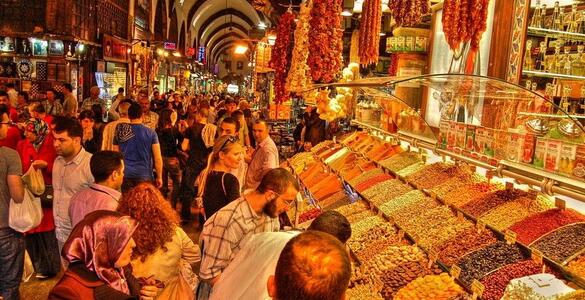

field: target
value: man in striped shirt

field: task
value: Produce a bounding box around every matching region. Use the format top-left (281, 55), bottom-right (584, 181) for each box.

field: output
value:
top-left (197, 168), bottom-right (299, 299)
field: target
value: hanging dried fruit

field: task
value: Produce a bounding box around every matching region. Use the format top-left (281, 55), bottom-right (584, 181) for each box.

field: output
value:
top-left (388, 0), bottom-right (430, 27)
top-left (307, 0), bottom-right (344, 83)
top-left (349, 30), bottom-right (360, 64)
top-left (286, 0), bottom-right (313, 94)
top-left (359, 0), bottom-right (382, 66)
top-left (269, 11), bottom-right (296, 104)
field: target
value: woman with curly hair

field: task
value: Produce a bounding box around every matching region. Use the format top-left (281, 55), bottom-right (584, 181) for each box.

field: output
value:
top-left (117, 183), bottom-right (200, 299)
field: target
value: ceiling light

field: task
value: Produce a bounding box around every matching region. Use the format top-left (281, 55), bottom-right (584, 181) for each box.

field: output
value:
top-left (258, 22), bottom-right (267, 29)
top-left (234, 45), bottom-right (248, 54)
top-left (163, 51), bottom-right (169, 57)
top-left (172, 51), bottom-right (181, 57)
top-left (157, 48), bottom-right (164, 55)
top-left (379, 32), bottom-right (386, 36)
top-left (341, 9), bottom-right (353, 17)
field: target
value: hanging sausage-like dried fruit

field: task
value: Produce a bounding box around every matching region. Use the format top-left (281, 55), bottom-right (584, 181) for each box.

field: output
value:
top-left (359, 0), bottom-right (382, 66)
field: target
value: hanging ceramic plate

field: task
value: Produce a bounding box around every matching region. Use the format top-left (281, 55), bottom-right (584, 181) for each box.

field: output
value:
top-left (0, 64), bottom-right (4, 76)
top-left (17, 59), bottom-right (32, 77)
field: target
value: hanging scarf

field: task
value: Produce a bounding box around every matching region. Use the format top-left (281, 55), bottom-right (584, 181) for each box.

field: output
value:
top-left (25, 118), bottom-right (48, 150)
top-left (63, 210), bottom-right (138, 295)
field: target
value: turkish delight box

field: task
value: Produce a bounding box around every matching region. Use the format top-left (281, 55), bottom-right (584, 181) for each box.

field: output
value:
top-left (573, 144), bottom-right (585, 180)
top-left (544, 140), bottom-right (562, 172)
top-left (533, 138), bottom-right (547, 168)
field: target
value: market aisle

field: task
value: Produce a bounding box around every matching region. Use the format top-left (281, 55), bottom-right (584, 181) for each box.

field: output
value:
top-left (19, 222), bottom-right (202, 299)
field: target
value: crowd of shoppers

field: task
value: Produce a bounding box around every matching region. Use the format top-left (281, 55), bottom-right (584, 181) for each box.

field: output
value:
top-left (0, 84), bottom-right (350, 300)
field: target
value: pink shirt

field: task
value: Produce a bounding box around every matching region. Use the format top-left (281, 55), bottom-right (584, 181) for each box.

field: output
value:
top-left (69, 183), bottom-right (121, 228)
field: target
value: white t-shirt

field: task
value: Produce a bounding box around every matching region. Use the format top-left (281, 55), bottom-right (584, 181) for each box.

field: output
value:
top-left (209, 231), bottom-right (300, 300)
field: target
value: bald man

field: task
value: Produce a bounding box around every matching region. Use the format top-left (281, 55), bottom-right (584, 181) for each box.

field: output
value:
top-left (101, 99), bottom-right (132, 151)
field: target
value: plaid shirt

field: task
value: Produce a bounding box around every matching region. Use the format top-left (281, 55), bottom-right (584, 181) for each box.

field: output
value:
top-left (198, 197), bottom-right (280, 280)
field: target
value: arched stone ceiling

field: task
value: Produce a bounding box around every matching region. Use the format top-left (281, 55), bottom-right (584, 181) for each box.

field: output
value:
top-left (206, 30), bottom-right (248, 52)
top-left (208, 32), bottom-right (245, 57)
top-left (199, 18), bottom-right (250, 46)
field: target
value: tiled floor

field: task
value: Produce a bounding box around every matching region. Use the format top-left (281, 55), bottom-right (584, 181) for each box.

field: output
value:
top-left (19, 222), bottom-right (202, 300)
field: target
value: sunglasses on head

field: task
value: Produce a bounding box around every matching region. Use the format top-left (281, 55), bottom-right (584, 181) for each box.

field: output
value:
top-left (219, 135), bottom-right (239, 150)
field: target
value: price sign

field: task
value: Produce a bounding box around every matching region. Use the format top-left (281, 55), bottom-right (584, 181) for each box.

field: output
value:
top-left (555, 197), bottom-right (566, 210)
top-left (476, 219), bottom-right (486, 233)
top-left (531, 249), bottom-right (544, 265)
top-left (471, 279), bottom-right (485, 300)
top-left (505, 230), bottom-right (517, 244)
top-left (450, 265), bottom-right (461, 279)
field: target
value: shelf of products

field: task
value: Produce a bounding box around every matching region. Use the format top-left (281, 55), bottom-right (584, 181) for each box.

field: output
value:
top-left (527, 27), bottom-right (585, 42)
top-left (286, 133), bottom-right (585, 299)
top-left (522, 70), bottom-right (585, 81)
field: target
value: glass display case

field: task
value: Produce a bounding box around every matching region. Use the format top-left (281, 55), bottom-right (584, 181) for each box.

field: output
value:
top-left (307, 74), bottom-right (585, 202)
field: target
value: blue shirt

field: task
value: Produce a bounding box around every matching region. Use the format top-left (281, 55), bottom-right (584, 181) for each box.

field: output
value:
top-left (114, 123), bottom-right (159, 180)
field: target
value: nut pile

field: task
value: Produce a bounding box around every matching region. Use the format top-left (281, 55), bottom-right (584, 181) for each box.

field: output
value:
top-left (443, 182), bottom-right (502, 207)
top-left (379, 261), bottom-right (442, 299)
top-left (351, 246), bottom-right (426, 286)
top-left (345, 210), bottom-right (376, 223)
top-left (394, 273), bottom-right (464, 300)
top-left (379, 190), bottom-right (428, 217)
top-left (367, 181), bottom-right (413, 206)
top-left (437, 228), bottom-right (497, 266)
top-left (413, 218), bottom-right (474, 250)
top-left (379, 151), bottom-right (422, 173)
top-left (508, 208), bottom-right (585, 245)
top-left (396, 162), bottom-right (426, 177)
top-left (479, 195), bottom-right (554, 231)
top-left (319, 191), bottom-right (349, 209)
top-left (335, 201), bottom-right (370, 217)
top-left (399, 205), bottom-right (455, 233)
top-left (456, 241), bottom-right (525, 286)
top-left (567, 253), bottom-right (585, 278)
top-left (406, 163), bottom-right (454, 189)
top-left (346, 284), bottom-right (384, 300)
top-left (480, 260), bottom-right (544, 300)
top-left (461, 188), bottom-right (528, 217)
top-left (531, 223), bottom-right (585, 264)
top-left (428, 172), bottom-right (485, 199)
top-left (349, 222), bottom-right (400, 260)
top-left (390, 196), bottom-right (439, 225)
top-left (349, 168), bottom-right (385, 186)
top-left (350, 216), bottom-right (385, 238)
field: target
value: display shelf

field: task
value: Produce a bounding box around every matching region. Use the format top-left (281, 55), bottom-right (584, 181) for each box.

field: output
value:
top-left (517, 111), bottom-right (585, 120)
top-left (522, 70), bottom-right (585, 81)
top-left (527, 26), bottom-right (585, 42)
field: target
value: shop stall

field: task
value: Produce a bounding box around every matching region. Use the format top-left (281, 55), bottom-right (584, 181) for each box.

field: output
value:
top-left (285, 74), bottom-right (585, 299)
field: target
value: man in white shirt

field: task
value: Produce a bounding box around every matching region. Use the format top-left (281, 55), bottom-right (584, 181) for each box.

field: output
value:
top-left (5, 83), bottom-right (18, 108)
top-left (108, 87), bottom-right (125, 121)
top-left (245, 119), bottom-right (279, 190)
top-left (101, 99), bottom-right (132, 151)
top-left (209, 211), bottom-right (352, 300)
top-left (52, 117), bottom-right (94, 255)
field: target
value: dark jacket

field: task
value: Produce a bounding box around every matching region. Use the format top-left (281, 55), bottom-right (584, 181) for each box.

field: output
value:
top-left (49, 262), bottom-right (140, 300)
top-left (305, 110), bottom-right (327, 146)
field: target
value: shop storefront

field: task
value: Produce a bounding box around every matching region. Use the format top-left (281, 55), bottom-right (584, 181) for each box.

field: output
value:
top-left (96, 34), bottom-right (128, 110)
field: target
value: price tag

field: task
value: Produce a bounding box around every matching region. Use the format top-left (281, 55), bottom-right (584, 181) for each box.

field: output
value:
top-left (531, 249), bottom-right (544, 265)
top-left (476, 219), bottom-right (486, 233)
top-left (505, 230), bottom-right (517, 244)
top-left (506, 182), bottom-right (514, 190)
top-left (428, 248), bottom-right (439, 269)
top-left (471, 279), bottom-right (485, 300)
top-left (450, 265), bottom-right (461, 279)
top-left (457, 210), bottom-right (465, 222)
top-left (555, 197), bottom-right (566, 210)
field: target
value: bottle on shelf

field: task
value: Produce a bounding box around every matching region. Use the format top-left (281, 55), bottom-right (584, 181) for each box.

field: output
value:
top-left (563, 45), bottom-right (573, 75)
top-left (524, 40), bottom-right (534, 71)
top-left (568, 3), bottom-right (580, 33)
top-left (552, 42), bottom-right (564, 73)
top-left (535, 41), bottom-right (547, 71)
top-left (552, 1), bottom-right (564, 31)
top-left (541, 4), bottom-right (548, 28)
top-left (531, 0), bottom-right (543, 28)
top-left (580, 86), bottom-right (585, 114)
top-left (573, 45), bottom-right (585, 76)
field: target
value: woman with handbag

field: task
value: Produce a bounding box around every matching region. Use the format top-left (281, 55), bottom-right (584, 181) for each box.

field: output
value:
top-left (117, 183), bottom-right (200, 299)
top-left (16, 118), bottom-right (60, 279)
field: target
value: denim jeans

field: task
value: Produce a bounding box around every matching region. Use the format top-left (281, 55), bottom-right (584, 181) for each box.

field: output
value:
top-left (179, 164), bottom-right (205, 221)
top-left (0, 228), bottom-right (25, 300)
top-left (162, 157), bottom-right (182, 208)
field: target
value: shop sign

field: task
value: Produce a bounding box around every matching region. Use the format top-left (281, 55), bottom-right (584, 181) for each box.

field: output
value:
top-left (103, 34), bottom-right (128, 62)
top-left (163, 42), bottom-right (176, 50)
top-left (48, 40), bottom-right (64, 56)
top-left (186, 47), bottom-right (196, 57)
top-left (0, 36), bottom-right (15, 52)
top-left (31, 38), bottom-right (48, 56)
top-left (197, 47), bottom-right (206, 63)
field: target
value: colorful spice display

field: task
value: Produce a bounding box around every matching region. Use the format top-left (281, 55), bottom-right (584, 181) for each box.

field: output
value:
top-left (346, 284), bottom-right (384, 300)
top-left (479, 196), bottom-right (554, 231)
top-left (268, 11), bottom-right (296, 104)
top-left (461, 188), bottom-right (528, 217)
top-left (480, 260), bottom-right (544, 300)
top-left (567, 253), bottom-right (585, 279)
top-left (390, 196), bottom-right (439, 225)
top-left (335, 201), bottom-right (370, 217)
top-left (348, 168), bottom-right (385, 186)
top-left (345, 210), bottom-right (376, 224)
top-left (363, 179), bottom-right (412, 202)
top-left (509, 208), bottom-right (585, 245)
top-left (350, 223), bottom-right (404, 262)
top-left (437, 228), bottom-right (497, 266)
top-left (297, 207), bottom-right (322, 224)
top-left (428, 172), bottom-right (484, 199)
top-left (394, 273), bottom-right (464, 300)
top-left (398, 205), bottom-right (455, 233)
top-left (456, 242), bottom-right (525, 286)
top-left (413, 217), bottom-right (473, 250)
top-left (396, 162), bottom-right (426, 177)
top-left (531, 223), bottom-right (585, 264)
top-left (307, 0), bottom-right (343, 83)
top-left (351, 216), bottom-right (385, 238)
top-left (379, 261), bottom-right (442, 299)
top-left (354, 173), bottom-right (394, 193)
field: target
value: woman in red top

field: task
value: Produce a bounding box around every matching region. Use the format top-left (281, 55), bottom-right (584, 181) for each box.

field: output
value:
top-left (0, 104), bottom-right (21, 149)
top-left (16, 118), bottom-right (60, 279)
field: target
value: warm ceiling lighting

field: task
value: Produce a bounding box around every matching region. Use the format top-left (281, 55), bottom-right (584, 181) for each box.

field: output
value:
top-left (157, 48), bottom-right (164, 56)
top-left (234, 45), bottom-right (248, 54)
top-left (341, 9), bottom-right (353, 17)
top-left (258, 22), bottom-right (267, 29)
top-left (379, 32), bottom-right (386, 36)
top-left (163, 51), bottom-right (169, 57)
top-left (172, 51), bottom-right (181, 57)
